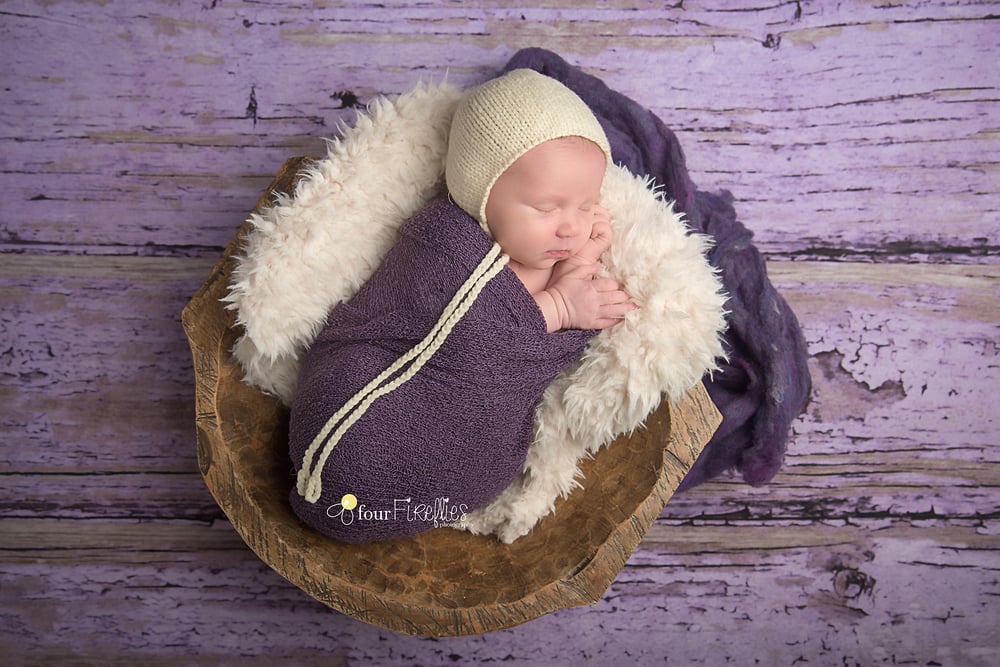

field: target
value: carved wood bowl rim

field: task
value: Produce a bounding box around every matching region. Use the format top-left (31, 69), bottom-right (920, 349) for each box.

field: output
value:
top-left (181, 156), bottom-right (722, 637)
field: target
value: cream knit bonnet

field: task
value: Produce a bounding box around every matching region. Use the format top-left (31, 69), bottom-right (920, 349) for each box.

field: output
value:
top-left (446, 69), bottom-right (613, 233)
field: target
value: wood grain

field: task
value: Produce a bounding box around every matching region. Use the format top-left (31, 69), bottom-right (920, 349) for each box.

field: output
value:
top-left (3, 1), bottom-right (996, 258)
top-left (3, 518), bottom-right (996, 665)
top-left (1, 0), bottom-right (997, 662)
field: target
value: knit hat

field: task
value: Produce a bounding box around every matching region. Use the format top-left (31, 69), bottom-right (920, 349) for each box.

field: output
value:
top-left (446, 69), bottom-right (612, 233)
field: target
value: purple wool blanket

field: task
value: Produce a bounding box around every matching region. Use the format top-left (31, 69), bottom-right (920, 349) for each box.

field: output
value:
top-left (502, 48), bottom-right (812, 489)
top-left (288, 195), bottom-right (595, 543)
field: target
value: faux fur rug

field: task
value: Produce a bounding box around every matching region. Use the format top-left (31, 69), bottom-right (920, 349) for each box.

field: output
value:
top-left (224, 81), bottom-right (727, 543)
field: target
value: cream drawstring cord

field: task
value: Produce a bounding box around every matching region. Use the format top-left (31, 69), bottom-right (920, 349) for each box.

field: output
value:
top-left (297, 242), bottom-right (509, 504)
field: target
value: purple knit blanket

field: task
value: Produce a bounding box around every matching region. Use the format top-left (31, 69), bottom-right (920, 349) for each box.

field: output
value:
top-left (502, 48), bottom-right (812, 489)
top-left (288, 195), bottom-right (595, 543)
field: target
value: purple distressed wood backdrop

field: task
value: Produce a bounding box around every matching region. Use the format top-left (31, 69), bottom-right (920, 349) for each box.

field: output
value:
top-left (2, 1), bottom-right (997, 665)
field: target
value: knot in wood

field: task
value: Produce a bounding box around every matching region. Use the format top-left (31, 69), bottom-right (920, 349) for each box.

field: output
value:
top-left (832, 567), bottom-right (876, 600)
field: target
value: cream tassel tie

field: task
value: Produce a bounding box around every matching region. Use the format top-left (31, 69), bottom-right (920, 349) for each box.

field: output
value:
top-left (297, 243), bottom-right (509, 504)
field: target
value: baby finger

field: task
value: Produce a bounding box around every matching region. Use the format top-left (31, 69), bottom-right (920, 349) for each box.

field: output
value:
top-left (592, 277), bottom-right (624, 292)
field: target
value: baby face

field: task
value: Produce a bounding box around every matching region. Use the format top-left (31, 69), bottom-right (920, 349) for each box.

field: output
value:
top-left (484, 137), bottom-right (606, 271)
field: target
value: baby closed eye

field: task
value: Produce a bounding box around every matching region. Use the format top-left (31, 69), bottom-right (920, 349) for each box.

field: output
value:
top-left (530, 204), bottom-right (596, 215)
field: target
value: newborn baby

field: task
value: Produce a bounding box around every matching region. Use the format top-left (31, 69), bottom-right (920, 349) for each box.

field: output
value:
top-left (288, 69), bottom-right (632, 543)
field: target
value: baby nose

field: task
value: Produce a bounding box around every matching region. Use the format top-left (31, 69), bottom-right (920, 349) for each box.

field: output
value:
top-left (555, 210), bottom-right (586, 237)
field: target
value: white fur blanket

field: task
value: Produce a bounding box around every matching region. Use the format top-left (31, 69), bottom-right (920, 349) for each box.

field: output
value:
top-left (224, 81), bottom-right (727, 543)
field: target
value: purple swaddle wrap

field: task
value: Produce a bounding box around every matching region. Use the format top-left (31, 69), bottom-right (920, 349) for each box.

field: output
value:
top-left (288, 195), bottom-right (595, 543)
top-left (503, 48), bottom-right (812, 489)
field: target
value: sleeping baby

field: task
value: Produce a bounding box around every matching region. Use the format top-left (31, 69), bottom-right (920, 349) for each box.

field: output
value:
top-left (288, 69), bottom-right (634, 543)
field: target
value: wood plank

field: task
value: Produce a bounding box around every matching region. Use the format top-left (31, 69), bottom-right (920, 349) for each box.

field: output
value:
top-left (0, 473), bottom-right (223, 522)
top-left (1, 140), bottom-right (323, 251)
top-left (1, 255), bottom-right (216, 473)
top-left (3, 454), bottom-right (997, 523)
top-left (4, 449), bottom-right (996, 523)
top-left (1, 1), bottom-right (996, 257)
top-left (5, 257), bottom-right (995, 460)
top-left (1, 518), bottom-right (997, 664)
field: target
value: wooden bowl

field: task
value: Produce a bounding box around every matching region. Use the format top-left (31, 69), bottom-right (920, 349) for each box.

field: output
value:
top-left (181, 157), bottom-right (722, 637)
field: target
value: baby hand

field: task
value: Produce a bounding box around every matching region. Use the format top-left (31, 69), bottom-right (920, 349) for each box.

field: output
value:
top-left (563, 205), bottom-right (613, 268)
top-left (545, 262), bottom-right (635, 331)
